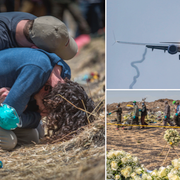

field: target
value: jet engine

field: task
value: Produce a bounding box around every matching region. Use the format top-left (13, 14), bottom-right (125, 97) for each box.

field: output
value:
top-left (168, 45), bottom-right (178, 54)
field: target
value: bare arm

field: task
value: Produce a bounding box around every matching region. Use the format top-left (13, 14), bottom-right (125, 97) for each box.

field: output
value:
top-left (0, 87), bottom-right (10, 104)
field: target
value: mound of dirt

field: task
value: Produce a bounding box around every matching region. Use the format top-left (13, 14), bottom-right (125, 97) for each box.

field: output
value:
top-left (107, 98), bottom-right (178, 114)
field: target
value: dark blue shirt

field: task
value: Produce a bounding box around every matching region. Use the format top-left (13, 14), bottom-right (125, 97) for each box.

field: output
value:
top-left (0, 12), bottom-right (36, 49)
top-left (0, 48), bottom-right (71, 128)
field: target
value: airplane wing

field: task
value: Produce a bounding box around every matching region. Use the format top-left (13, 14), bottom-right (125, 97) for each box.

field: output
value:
top-left (116, 40), bottom-right (180, 59)
top-left (116, 41), bottom-right (171, 51)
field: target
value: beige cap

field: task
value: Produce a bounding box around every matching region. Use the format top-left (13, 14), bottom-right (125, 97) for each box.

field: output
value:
top-left (29, 16), bottom-right (78, 60)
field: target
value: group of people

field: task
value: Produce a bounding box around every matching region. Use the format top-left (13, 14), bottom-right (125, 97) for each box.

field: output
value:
top-left (108, 100), bottom-right (180, 130)
top-left (108, 101), bottom-right (147, 130)
top-left (161, 100), bottom-right (180, 128)
top-left (0, 11), bottom-right (94, 151)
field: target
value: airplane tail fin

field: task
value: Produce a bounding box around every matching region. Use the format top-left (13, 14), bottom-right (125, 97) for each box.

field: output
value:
top-left (112, 30), bottom-right (117, 46)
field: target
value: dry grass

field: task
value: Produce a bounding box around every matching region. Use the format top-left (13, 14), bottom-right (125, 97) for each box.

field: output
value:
top-left (1, 118), bottom-right (105, 180)
top-left (107, 115), bottom-right (180, 171)
top-left (0, 37), bottom-right (105, 180)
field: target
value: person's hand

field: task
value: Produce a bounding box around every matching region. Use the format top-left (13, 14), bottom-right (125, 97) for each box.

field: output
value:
top-left (39, 108), bottom-right (49, 118)
top-left (108, 112), bottom-right (112, 115)
top-left (176, 113), bottom-right (178, 116)
top-left (133, 116), bottom-right (136, 119)
top-left (165, 116), bottom-right (167, 119)
top-left (0, 87), bottom-right (10, 104)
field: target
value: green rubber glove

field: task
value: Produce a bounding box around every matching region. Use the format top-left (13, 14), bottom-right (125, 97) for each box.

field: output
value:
top-left (0, 104), bottom-right (20, 130)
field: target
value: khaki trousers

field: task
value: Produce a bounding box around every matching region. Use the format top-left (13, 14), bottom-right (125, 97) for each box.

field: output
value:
top-left (128, 117), bottom-right (140, 130)
top-left (0, 122), bottom-right (44, 150)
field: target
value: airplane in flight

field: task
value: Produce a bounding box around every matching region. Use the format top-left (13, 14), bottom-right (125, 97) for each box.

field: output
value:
top-left (115, 40), bottom-right (180, 60)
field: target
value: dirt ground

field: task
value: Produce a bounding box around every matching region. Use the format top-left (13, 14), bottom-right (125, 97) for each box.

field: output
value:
top-left (1, 119), bottom-right (105, 180)
top-left (0, 37), bottom-right (105, 180)
top-left (107, 99), bottom-right (180, 171)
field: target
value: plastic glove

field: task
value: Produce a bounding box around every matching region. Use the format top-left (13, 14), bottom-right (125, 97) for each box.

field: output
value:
top-left (0, 161), bottom-right (3, 168)
top-left (108, 112), bottom-right (112, 115)
top-left (165, 116), bottom-right (167, 119)
top-left (139, 109), bottom-right (142, 112)
top-left (133, 116), bottom-right (136, 119)
top-left (0, 104), bottom-right (20, 130)
top-left (176, 113), bottom-right (178, 116)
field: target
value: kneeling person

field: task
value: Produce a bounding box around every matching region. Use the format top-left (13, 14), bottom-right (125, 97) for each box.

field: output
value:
top-left (0, 48), bottom-right (94, 150)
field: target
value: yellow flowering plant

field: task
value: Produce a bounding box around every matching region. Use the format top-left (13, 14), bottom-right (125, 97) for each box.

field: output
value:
top-left (164, 129), bottom-right (180, 146)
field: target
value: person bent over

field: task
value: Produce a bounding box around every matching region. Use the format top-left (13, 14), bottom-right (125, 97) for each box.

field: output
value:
top-left (0, 48), bottom-right (94, 150)
top-left (0, 12), bottom-right (78, 60)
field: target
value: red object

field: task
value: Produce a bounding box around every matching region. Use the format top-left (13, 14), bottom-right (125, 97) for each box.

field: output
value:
top-left (75, 34), bottom-right (91, 50)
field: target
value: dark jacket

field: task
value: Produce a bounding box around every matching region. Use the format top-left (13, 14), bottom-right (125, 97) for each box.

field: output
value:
top-left (164, 104), bottom-right (170, 118)
top-left (141, 105), bottom-right (147, 116)
top-left (114, 107), bottom-right (122, 117)
top-left (0, 12), bottom-right (36, 50)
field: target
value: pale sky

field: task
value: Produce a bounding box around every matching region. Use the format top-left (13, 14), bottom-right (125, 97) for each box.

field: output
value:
top-left (107, 0), bottom-right (180, 89)
top-left (107, 90), bottom-right (180, 104)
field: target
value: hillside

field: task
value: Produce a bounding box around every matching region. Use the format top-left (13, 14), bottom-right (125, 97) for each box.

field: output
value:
top-left (107, 98), bottom-right (177, 114)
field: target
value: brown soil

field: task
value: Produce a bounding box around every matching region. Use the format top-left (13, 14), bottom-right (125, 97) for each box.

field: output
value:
top-left (107, 98), bottom-right (177, 114)
top-left (107, 99), bottom-right (180, 171)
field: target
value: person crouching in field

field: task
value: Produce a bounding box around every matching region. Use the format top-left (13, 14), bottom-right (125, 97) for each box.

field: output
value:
top-left (0, 12), bottom-right (78, 60)
top-left (0, 48), bottom-right (94, 151)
